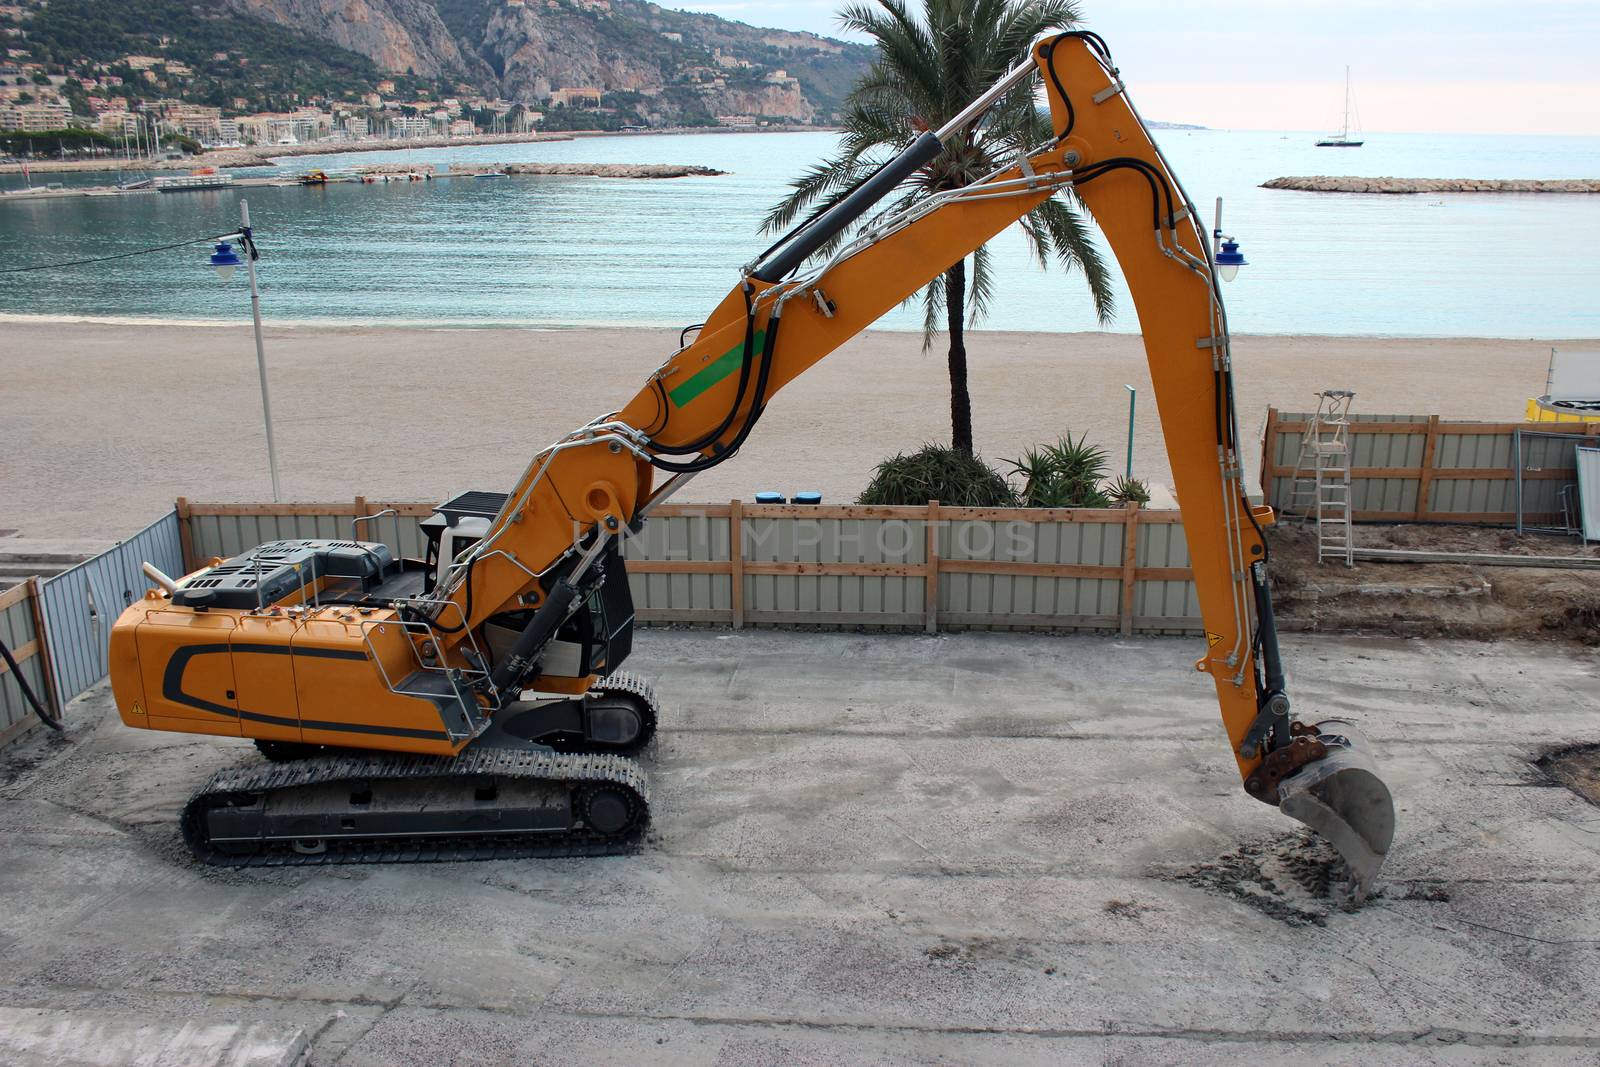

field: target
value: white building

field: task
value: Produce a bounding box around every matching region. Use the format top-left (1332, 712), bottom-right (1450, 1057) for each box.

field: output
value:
top-left (390, 115), bottom-right (432, 137)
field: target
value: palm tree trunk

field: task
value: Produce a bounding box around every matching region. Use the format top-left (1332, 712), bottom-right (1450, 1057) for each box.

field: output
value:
top-left (945, 258), bottom-right (972, 454)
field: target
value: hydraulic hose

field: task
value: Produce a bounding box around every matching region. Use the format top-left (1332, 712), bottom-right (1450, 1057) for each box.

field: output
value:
top-left (647, 303), bottom-right (785, 474)
top-left (751, 132), bottom-right (944, 283)
top-left (0, 636), bottom-right (61, 732)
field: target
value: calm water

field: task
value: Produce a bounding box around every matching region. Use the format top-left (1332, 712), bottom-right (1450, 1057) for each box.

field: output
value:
top-left (1, 128), bottom-right (1597, 337)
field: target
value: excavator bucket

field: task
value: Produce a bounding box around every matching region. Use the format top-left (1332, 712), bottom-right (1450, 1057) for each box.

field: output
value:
top-left (1277, 719), bottom-right (1395, 902)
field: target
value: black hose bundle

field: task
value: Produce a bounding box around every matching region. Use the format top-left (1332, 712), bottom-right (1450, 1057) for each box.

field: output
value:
top-left (0, 636), bottom-right (62, 732)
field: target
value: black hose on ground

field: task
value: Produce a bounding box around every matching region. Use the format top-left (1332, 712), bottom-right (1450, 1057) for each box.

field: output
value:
top-left (0, 635), bottom-right (62, 732)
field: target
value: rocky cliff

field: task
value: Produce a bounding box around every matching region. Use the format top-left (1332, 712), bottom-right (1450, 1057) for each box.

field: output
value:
top-left (226, 0), bottom-right (867, 124)
top-left (482, 2), bottom-right (667, 102)
top-left (223, 0), bottom-right (491, 81)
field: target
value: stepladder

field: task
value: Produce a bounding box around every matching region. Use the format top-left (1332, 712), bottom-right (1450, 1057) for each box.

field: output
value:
top-left (1286, 390), bottom-right (1356, 566)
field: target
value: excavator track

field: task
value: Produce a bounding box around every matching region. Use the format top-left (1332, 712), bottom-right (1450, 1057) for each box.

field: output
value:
top-left (181, 747), bottom-right (649, 867)
top-left (584, 670), bottom-right (661, 753)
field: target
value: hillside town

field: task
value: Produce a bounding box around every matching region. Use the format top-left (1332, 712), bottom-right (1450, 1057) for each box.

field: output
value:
top-left (0, 59), bottom-right (545, 148)
top-left (0, 0), bottom-right (849, 153)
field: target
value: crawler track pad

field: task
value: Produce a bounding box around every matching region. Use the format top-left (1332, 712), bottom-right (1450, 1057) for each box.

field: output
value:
top-left (1277, 719), bottom-right (1395, 902)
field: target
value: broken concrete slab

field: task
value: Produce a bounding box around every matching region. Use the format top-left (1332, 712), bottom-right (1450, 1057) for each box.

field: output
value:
top-left (0, 1008), bottom-right (307, 1067)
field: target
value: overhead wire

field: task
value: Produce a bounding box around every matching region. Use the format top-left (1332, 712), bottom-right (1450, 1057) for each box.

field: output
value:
top-left (0, 232), bottom-right (232, 275)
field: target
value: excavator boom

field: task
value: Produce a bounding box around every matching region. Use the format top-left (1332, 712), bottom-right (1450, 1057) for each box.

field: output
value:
top-left (109, 32), bottom-right (1395, 894)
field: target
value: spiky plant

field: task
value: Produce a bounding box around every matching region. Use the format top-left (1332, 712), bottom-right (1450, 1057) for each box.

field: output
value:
top-left (859, 444), bottom-right (1017, 505)
top-left (1008, 432), bottom-right (1112, 507)
top-left (1043, 432), bottom-right (1107, 491)
top-left (763, 0), bottom-right (1115, 456)
top-left (1104, 475), bottom-right (1151, 506)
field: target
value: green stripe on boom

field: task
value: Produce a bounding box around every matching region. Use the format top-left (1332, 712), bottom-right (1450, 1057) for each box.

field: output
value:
top-left (669, 331), bottom-right (764, 409)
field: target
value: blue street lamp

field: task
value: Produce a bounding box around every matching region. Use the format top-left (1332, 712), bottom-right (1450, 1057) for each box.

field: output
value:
top-left (209, 240), bottom-right (242, 282)
top-left (1215, 239), bottom-right (1248, 282)
top-left (1212, 196), bottom-right (1249, 282)
top-left (211, 200), bottom-right (280, 501)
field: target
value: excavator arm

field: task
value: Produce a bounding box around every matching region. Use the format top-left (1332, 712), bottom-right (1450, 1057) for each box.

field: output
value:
top-left (434, 32), bottom-right (1394, 894)
top-left (111, 32), bottom-right (1394, 890)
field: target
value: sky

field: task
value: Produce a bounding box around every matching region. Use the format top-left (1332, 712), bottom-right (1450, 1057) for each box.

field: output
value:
top-left (664, 0), bottom-right (1600, 135)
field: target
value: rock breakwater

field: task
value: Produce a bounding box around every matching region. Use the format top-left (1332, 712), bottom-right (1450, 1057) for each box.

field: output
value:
top-left (1263, 176), bottom-right (1600, 194)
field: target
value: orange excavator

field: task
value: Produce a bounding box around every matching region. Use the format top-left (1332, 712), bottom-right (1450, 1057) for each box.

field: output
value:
top-left (109, 33), bottom-right (1395, 895)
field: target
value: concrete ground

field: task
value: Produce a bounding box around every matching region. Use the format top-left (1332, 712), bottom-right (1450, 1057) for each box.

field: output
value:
top-left (1, 629), bottom-right (1598, 1066)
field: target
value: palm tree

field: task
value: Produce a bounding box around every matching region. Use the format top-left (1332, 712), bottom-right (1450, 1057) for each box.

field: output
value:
top-left (763, 0), bottom-right (1115, 454)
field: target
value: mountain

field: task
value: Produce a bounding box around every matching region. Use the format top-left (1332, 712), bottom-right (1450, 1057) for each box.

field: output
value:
top-left (13, 0), bottom-right (427, 112)
top-left (223, 0), bottom-right (494, 83)
top-left (223, 0), bottom-right (873, 125)
top-left (10, 0), bottom-right (870, 127)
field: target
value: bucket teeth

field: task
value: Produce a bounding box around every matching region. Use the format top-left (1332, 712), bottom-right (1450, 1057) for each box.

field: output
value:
top-left (1276, 718), bottom-right (1395, 902)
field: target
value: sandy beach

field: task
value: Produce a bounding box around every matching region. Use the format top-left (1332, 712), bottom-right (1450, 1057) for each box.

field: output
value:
top-left (0, 319), bottom-right (1587, 539)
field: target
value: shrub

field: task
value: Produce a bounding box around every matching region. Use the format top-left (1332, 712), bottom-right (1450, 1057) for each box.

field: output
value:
top-left (1008, 433), bottom-right (1112, 508)
top-left (1104, 475), bottom-right (1151, 506)
top-left (859, 445), bottom-right (1016, 506)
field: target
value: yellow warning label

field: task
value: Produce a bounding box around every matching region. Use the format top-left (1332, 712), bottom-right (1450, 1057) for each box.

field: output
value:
top-left (1206, 632), bottom-right (1223, 647)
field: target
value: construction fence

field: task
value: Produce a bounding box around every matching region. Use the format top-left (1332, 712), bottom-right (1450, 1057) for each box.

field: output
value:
top-left (0, 512), bottom-right (185, 748)
top-left (177, 497), bottom-right (1201, 636)
top-left (0, 497), bottom-right (1203, 751)
top-left (1260, 410), bottom-right (1600, 525)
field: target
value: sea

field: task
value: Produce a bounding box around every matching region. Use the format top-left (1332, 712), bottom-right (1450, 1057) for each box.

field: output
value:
top-left (0, 128), bottom-right (1596, 338)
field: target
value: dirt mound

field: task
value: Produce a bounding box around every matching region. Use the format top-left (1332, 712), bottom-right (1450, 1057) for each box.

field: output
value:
top-left (1269, 523), bottom-right (1600, 643)
top-left (1157, 831), bottom-right (1365, 926)
top-left (1538, 744), bottom-right (1600, 806)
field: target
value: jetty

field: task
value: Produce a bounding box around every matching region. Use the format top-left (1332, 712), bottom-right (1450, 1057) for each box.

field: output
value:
top-left (0, 161), bottom-right (726, 203)
top-left (356, 162), bottom-right (725, 179)
top-left (502, 162), bottom-right (724, 178)
top-left (1263, 176), bottom-right (1600, 194)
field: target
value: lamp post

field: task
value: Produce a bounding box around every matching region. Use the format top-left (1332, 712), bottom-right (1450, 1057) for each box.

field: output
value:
top-left (211, 199), bottom-right (280, 501)
top-left (1123, 383), bottom-right (1136, 479)
top-left (1212, 196), bottom-right (1248, 282)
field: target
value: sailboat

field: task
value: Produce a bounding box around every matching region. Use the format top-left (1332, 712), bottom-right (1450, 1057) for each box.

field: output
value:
top-left (1316, 66), bottom-right (1364, 147)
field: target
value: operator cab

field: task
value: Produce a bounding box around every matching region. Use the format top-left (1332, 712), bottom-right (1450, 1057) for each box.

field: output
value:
top-left (419, 490), bottom-right (507, 595)
top-left (420, 490), bottom-right (634, 685)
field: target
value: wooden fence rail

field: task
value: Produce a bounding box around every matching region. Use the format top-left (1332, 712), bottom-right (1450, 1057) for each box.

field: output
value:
top-left (1259, 409), bottom-right (1600, 524)
top-left (178, 497), bottom-right (1201, 636)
